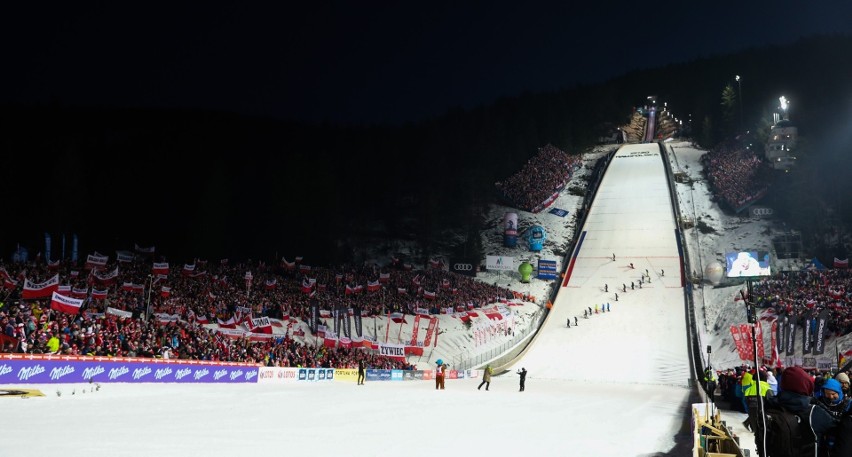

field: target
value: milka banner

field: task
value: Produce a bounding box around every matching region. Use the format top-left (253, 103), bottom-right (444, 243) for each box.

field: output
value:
top-left (0, 354), bottom-right (258, 384)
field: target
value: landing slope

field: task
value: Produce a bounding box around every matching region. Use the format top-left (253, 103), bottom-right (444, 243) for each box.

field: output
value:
top-left (519, 143), bottom-right (691, 387)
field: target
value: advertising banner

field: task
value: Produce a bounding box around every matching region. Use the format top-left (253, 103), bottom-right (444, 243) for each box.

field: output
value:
top-left (0, 355), bottom-right (258, 384)
top-left (486, 255), bottom-right (515, 272)
top-left (537, 259), bottom-right (558, 280)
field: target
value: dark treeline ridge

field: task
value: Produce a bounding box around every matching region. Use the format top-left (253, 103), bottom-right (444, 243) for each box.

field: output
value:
top-left (3, 34), bottom-right (852, 265)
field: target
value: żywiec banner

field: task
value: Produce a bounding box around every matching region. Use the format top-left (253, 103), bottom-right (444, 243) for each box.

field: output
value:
top-left (377, 343), bottom-right (405, 359)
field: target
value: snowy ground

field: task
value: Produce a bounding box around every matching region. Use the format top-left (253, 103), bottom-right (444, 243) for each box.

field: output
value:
top-left (1, 140), bottom-right (797, 456)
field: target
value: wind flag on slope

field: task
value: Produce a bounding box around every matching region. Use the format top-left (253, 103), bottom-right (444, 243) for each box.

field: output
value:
top-left (50, 291), bottom-right (84, 315)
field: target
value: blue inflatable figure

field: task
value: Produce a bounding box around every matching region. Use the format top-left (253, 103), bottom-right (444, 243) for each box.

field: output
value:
top-left (527, 225), bottom-right (546, 252)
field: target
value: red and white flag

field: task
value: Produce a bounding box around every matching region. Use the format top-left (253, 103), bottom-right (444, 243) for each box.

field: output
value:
top-left (161, 286), bottom-right (172, 298)
top-left (93, 266), bottom-right (119, 286)
top-left (834, 257), bottom-right (849, 268)
top-left (2, 278), bottom-right (17, 290)
top-left (22, 274), bottom-right (60, 299)
top-left (182, 264), bottom-right (196, 276)
top-left (91, 288), bottom-right (109, 300)
top-left (423, 290), bottom-right (436, 300)
top-left (116, 251), bottom-right (135, 263)
top-left (367, 280), bottom-right (381, 292)
top-left (85, 253), bottom-right (109, 270)
top-left (217, 316), bottom-right (236, 329)
top-left (71, 287), bottom-right (89, 298)
top-left (134, 244), bottom-right (155, 254)
top-left (50, 291), bottom-right (84, 315)
top-left (249, 317), bottom-right (273, 334)
top-left (152, 262), bottom-right (170, 275)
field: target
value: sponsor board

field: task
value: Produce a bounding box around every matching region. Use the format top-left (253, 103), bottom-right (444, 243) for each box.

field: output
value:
top-left (537, 259), bottom-right (558, 280)
top-left (486, 255), bottom-right (515, 272)
top-left (449, 259), bottom-right (477, 277)
top-left (0, 358), bottom-right (258, 384)
top-left (257, 367), bottom-right (300, 384)
top-left (749, 206), bottom-right (773, 218)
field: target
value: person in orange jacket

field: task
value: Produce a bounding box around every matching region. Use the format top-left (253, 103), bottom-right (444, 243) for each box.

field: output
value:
top-left (436, 362), bottom-right (447, 390)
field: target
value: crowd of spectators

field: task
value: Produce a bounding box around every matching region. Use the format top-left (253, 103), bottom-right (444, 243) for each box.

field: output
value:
top-left (495, 143), bottom-right (582, 212)
top-left (701, 138), bottom-right (772, 211)
top-left (751, 268), bottom-right (852, 338)
top-left (0, 253), bottom-right (523, 369)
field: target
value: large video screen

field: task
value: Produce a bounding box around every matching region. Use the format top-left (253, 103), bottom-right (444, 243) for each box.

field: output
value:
top-left (725, 251), bottom-right (772, 278)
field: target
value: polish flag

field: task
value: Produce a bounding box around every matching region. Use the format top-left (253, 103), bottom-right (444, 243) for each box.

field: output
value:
top-left (50, 291), bottom-right (84, 315)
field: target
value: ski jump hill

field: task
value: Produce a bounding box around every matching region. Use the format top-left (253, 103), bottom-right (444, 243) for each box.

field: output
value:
top-left (512, 142), bottom-right (696, 388)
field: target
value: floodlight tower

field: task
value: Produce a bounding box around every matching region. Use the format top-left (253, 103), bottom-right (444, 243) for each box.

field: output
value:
top-left (735, 75), bottom-right (743, 131)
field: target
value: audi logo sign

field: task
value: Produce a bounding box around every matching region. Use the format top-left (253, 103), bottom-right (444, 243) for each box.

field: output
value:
top-left (450, 260), bottom-right (477, 277)
top-left (750, 207), bottom-right (774, 218)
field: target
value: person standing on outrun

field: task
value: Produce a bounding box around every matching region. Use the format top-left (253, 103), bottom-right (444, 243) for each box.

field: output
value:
top-left (517, 367), bottom-right (527, 392)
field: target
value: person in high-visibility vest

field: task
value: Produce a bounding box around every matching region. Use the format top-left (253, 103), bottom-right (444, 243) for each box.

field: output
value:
top-left (743, 369), bottom-right (774, 432)
top-left (703, 367), bottom-right (717, 398)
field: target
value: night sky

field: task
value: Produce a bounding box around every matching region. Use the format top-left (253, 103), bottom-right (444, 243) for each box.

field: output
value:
top-left (4, 2), bottom-right (852, 124)
top-left (4, 2), bottom-right (852, 262)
